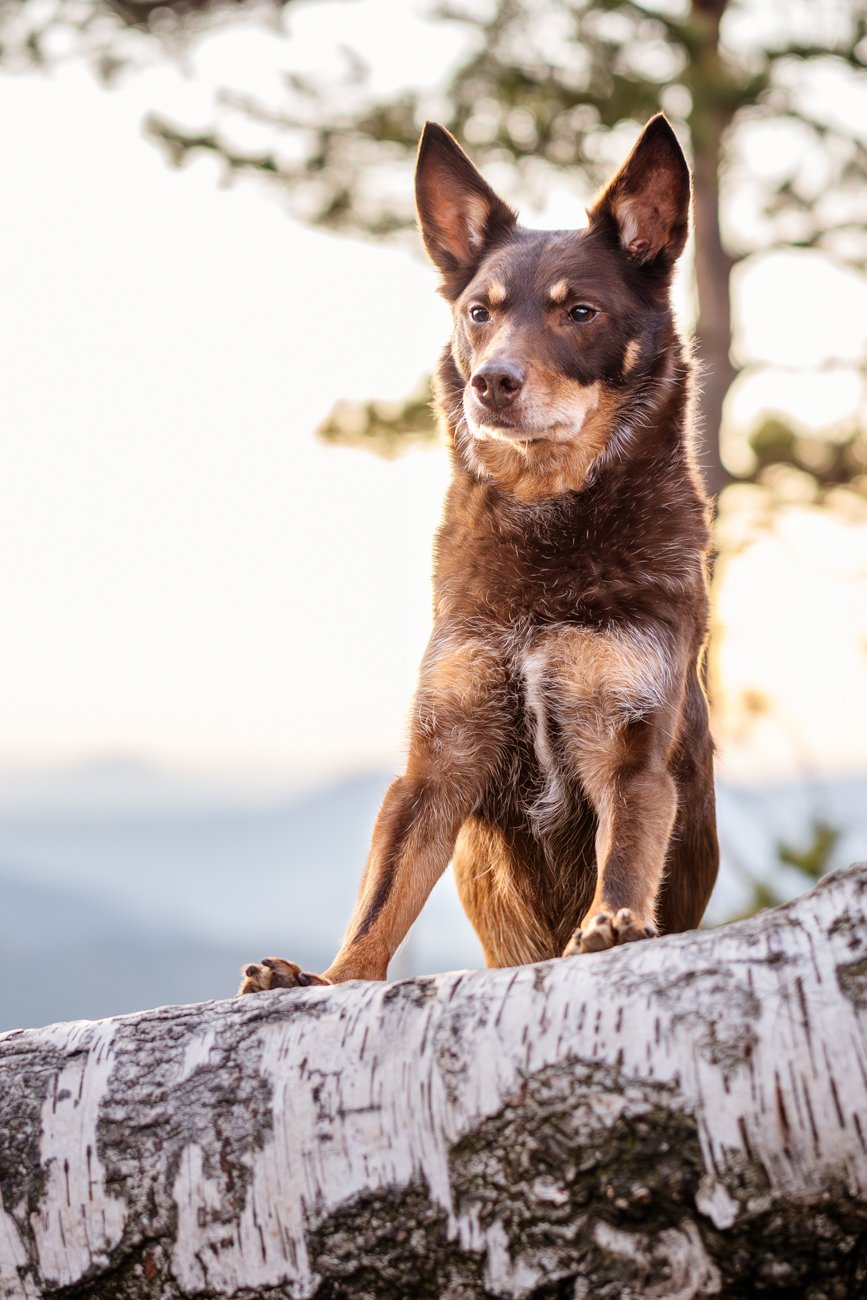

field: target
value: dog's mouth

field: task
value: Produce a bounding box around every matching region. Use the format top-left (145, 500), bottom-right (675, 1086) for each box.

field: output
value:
top-left (471, 419), bottom-right (549, 443)
top-left (464, 403), bottom-right (578, 445)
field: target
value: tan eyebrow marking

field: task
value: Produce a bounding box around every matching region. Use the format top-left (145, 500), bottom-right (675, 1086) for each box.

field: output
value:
top-left (623, 340), bottom-right (641, 374)
top-left (487, 280), bottom-right (507, 305)
top-left (549, 280), bottom-right (570, 303)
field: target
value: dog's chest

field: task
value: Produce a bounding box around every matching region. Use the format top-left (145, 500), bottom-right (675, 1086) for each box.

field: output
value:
top-left (438, 499), bottom-right (672, 627)
top-left (420, 607), bottom-right (675, 844)
top-left (512, 621), bottom-right (671, 826)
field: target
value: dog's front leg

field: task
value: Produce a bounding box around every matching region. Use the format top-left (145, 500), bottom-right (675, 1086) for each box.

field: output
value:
top-left (545, 670), bottom-right (681, 956)
top-left (239, 770), bottom-right (481, 993)
top-left (564, 721), bottom-right (678, 955)
top-left (320, 769), bottom-right (475, 983)
top-left (239, 637), bottom-right (507, 993)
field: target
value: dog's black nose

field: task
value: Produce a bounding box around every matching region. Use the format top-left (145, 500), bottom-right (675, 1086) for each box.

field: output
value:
top-left (471, 360), bottom-right (525, 410)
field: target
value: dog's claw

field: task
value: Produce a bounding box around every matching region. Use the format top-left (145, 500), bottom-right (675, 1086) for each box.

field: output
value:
top-left (237, 957), bottom-right (330, 996)
top-left (582, 916), bottom-right (615, 952)
top-left (563, 907), bottom-right (658, 957)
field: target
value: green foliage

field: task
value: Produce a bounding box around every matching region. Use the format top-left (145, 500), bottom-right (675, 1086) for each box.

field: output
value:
top-left (3, 0), bottom-right (867, 487)
top-left (778, 817), bottom-right (841, 881)
top-left (731, 817), bottom-right (843, 922)
top-left (0, 1), bottom-right (291, 80)
top-left (139, 0), bottom-right (867, 266)
top-left (747, 415), bottom-right (867, 499)
top-left (317, 379), bottom-right (437, 455)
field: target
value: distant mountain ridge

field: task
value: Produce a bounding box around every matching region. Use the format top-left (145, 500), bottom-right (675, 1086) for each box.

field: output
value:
top-left (0, 770), bottom-right (484, 1031)
top-left (0, 875), bottom-right (249, 1031)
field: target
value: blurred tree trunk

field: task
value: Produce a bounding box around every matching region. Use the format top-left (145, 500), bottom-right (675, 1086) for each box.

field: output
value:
top-left (691, 0), bottom-right (736, 499)
top-left (2, 865), bottom-right (867, 1298)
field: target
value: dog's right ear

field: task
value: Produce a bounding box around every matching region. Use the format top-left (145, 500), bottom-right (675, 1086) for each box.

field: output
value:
top-left (415, 123), bottom-right (517, 297)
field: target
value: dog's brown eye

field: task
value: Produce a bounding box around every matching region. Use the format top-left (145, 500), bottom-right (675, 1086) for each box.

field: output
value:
top-left (568, 304), bottom-right (596, 323)
top-left (470, 305), bottom-right (491, 323)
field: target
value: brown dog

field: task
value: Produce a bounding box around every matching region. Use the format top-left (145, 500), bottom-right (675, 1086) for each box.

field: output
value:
top-left (240, 114), bottom-right (718, 995)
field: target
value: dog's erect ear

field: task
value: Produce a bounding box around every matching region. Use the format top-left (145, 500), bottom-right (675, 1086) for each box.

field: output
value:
top-left (587, 115), bottom-right (691, 269)
top-left (415, 122), bottom-right (517, 295)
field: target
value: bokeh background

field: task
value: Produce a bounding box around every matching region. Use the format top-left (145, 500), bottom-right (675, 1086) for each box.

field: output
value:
top-left (1, 0), bottom-right (866, 1030)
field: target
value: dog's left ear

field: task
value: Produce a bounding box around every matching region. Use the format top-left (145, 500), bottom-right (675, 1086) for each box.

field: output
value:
top-left (587, 115), bottom-right (691, 269)
top-left (415, 122), bottom-right (517, 297)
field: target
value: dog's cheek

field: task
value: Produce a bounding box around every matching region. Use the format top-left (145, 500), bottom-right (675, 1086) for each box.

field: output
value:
top-left (545, 335), bottom-right (604, 390)
top-left (451, 323), bottom-right (476, 382)
top-left (554, 327), bottom-right (633, 389)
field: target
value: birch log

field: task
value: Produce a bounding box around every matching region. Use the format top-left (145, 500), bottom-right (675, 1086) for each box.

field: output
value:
top-left (2, 866), bottom-right (867, 1300)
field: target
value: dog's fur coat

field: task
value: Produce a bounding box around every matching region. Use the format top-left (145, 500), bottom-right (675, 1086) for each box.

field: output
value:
top-left (240, 114), bottom-right (719, 994)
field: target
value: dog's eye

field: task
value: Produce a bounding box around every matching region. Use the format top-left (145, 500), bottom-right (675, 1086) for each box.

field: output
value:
top-left (568, 304), bottom-right (597, 323)
top-left (470, 305), bottom-right (491, 323)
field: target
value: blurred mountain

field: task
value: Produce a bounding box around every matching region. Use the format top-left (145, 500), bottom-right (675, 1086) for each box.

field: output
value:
top-left (0, 753), bottom-right (308, 815)
top-left (0, 769), bottom-right (484, 1031)
top-left (0, 771), bottom-right (395, 948)
top-left (0, 875), bottom-right (248, 1030)
top-left (0, 765), bottom-right (864, 1032)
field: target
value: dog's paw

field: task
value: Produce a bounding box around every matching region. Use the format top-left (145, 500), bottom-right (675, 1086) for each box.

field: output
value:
top-left (237, 957), bottom-right (331, 996)
top-left (563, 908), bottom-right (657, 957)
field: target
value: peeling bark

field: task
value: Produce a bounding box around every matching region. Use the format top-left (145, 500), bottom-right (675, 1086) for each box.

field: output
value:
top-left (2, 866), bottom-right (867, 1299)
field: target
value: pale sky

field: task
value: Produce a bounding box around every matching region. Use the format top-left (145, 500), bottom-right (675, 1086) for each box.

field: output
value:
top-left (2, 5), bottom-right (867, 791)
top-left (0, 61), bottom-right (455, 782)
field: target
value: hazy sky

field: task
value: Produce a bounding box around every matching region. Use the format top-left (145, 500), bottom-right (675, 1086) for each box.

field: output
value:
top-left (2, 4), bottom-right (867, 791)
top-left (0, 64), bottom-right (456, 781)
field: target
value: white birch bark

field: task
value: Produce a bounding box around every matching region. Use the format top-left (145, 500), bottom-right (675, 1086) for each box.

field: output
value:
top-left (1, 864), bottom-right (866, 1300)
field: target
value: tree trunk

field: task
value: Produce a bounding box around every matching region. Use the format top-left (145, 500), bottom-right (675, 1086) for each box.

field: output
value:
top-left (690, 0), bottom-right (737, 501)
top-left (2, 865), bottom-right (866, 1300)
